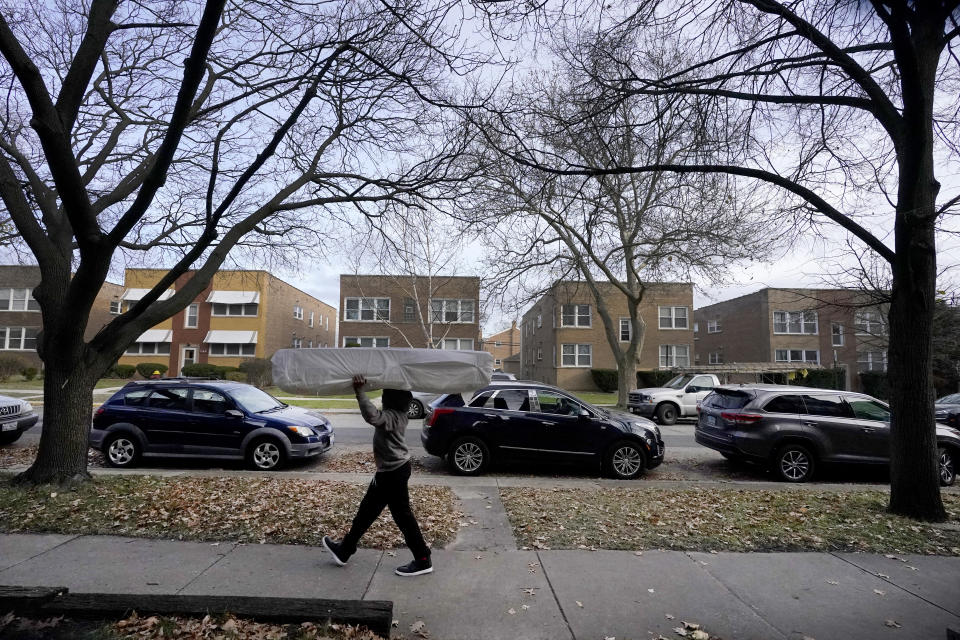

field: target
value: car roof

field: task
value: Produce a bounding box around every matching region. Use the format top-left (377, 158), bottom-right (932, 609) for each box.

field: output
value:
top-left (121, 378), bottom-right (247, 390)
top-left (480, 380), bottom-right (571, 394)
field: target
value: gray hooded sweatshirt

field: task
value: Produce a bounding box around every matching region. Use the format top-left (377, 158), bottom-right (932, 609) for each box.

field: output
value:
top-left (356, 389), bottom-right (410, 471)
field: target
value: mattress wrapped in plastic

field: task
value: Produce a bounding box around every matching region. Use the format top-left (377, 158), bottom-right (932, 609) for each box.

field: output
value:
top-left (271, 347), bottom-right (494, 395)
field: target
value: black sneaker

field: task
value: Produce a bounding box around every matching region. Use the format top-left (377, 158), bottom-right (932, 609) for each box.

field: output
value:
top-left (322, 536), bottom-right (352, 566)
top-left (395, 556), bottom-right (433, 577)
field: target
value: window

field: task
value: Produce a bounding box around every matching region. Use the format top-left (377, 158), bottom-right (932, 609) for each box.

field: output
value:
top-left (535, 390), bottom-right (584, 416)
top-left (123, 390), bottom-right (151, 407)
top-left (801, 394), bottom-right (852, 418)
top-left (552, 346), bottom-right (557, 366)
top-left (430, 299), bottom-right (475, 323)
top-left (109, 300), bottom-right (121, 315)
top-left (293, 305), bottom-right (304, 320)
top-left (619, 318), bottom-right (631, 342)
top-left (494, 341), bottom-right (502, 347)
top-left (690, 376), bottom-right (716, 390)
top-left (212, 303), bottom-right (258, 317)
top-left (536, 347), bottom-right (543, 361)
top-left (561, 304), bottom-right (591, 327)
top-left (773, 310), bottom-right (818, 334)
top-left (0, 288), bottom-right (40, 311)
top-left (437, 338), bottom-right (474, 350)
top-left (193, 389), bottom-right (228, 415)
top-left (763, 395), bottom-right (806, 414)
top-left (857, 350), bottom-right (887, 372)
top-left (659, 344), bottom-right (690, 368)
top-left (345, 297), bottom-right (390, 321)
top-left (659, 306), bottom-right (689, 329)
top-left (707, 319), bottom-right (722, 333)
top-left (185, 304), bottom-right (199, 328)
top-left (209, 343), bottom-right (256, 356)
top-left (292, 338), bottom-right (303, 349)
top-left (536, 314), bottom-right (542, 328)
top-left (403, 298), bottom-right (416, 323)
top-left (309, 311), bottom-right (315, 328)
top-left (123, 341), bottom-right (170, 355)
top-left (774, 349), bottom-right (819, 364)
top-left (561, 343), bottom-right (592, 367)
top-left (854, 310), bottom-right (885, 335)
top-left (848, 398), bottom-right (890, 421)
top-left (495, 359), bottom-right (502, 366)
top-left (147, 388), bottom-right (189, 411)
top-left (0, 327), bottom-right (39, 350)
top-left (343, 336), bottom-right (389, 348)
top-left (831, 322), bottom-right (844, 346)
top-left (492, 389), bottom-right (530, 411)
top-left (709, 351), bottom-right (723, 364)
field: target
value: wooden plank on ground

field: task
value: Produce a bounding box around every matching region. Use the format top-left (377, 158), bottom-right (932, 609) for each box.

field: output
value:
top-left (0, 585), bottom-right (68, 611)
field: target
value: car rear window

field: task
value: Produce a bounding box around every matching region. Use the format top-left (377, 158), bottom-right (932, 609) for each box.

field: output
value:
top-left (763, 394), bottom-right (806, 414)
top-left (702, 389), bottom-right (752, 410)
top-left (492, 389), bottom-right (530, 411)
top-left (123, 390), bottom-right (150, 406)
top-left (801, 394), bottom-right (853, 418)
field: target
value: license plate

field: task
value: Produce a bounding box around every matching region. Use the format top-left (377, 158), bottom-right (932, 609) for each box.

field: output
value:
top-left (1, 421), bottom-right (16, 432)
top-left (705, 415), bottom-right (716, 427)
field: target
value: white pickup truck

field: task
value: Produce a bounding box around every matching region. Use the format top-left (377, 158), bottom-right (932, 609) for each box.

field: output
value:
top-left (627, 373), bottom-right (722, 425)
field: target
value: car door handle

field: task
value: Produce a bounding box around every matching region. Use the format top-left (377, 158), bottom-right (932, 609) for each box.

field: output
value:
top-left (540, 421), bottom-right (557, 426)
top-left (861, 427), bottom-right (875, 433)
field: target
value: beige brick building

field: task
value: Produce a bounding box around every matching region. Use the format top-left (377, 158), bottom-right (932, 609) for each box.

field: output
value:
top-left (481, 321), bottom-right (520, 370)
top-left (520, 281), bottom-right (694, 390)
top-left (339, 274), bottom-right (481, 349)
top-left (694, 288), bottom-right (888, 392)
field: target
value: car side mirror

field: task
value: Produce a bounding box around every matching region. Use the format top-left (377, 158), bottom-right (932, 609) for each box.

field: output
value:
top-left (578, 410), bottom-right (591, 419)
top-left (225, 409), bottom-right (244, 418)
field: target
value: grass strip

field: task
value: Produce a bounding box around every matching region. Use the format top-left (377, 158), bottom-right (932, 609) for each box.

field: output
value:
top-left (500, 486), bottom-right (960, 555)
top-left (0, 474), bottom-right (461, 549)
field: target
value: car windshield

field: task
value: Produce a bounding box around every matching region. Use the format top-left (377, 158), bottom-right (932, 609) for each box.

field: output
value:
top-left (663, 374), bottom-right (696, 389)
top-left (228, 385), bottom-right (286, 413)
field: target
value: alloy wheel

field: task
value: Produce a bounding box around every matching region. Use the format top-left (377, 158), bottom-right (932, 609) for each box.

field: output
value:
top-left (780, 449), bottom-right (810, 481)
top-left (612, 445), bottom-right (642, 477)
top-left (253, 441), bottom-right (281, 469)
top-left (107, 438), bottom-right (135, 465)
top-left (454, 442), bottom-right (483, 472)
top-left (407, 401), bottom-right (422, 419)
top-left (940, 449), bottom-right (955, 485)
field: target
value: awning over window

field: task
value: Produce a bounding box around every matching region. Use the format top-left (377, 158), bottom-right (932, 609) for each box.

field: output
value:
top-left (136, 329), bottom-right (173, 343)
top-left (204, 330), bottom-right (258, 344)
top-left (206, 290), bottom-right (260, 304)
top-left (122, 288), bottom-right (175, 302)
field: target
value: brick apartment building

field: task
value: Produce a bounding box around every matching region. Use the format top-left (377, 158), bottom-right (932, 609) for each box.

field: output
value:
top-left (694, 288), bottom-right (888, 392)
top-left (339, 274), bottom-right (480, 349)
top-left (520, 281), bottom-right (694, 390)
top-left (481, 321), bottom-right (520, 369)
top-left (118, 269), bottom-right (336, 373)
top-left (0, 265), bottom-right (123, 369)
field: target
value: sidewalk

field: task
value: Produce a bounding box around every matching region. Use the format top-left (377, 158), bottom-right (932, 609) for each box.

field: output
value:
top-left (1, 531), bottom-right (958, 640)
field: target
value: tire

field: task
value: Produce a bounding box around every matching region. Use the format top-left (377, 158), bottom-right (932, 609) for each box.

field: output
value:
top-left (939, 446), bottom-right (956, 487)
top-left (103, 433), bottom-right (141, 468)
top-left (246, 437), bottom-right (287, 471)
top-left (407, 400), bottom-right (424, 420)
top-left (774, 443), bottom-right (816, 483)
top-left (0, 430), bottom-right (22, 446)
top-left (448, 436), bottom-right (489, 476)
top-left (655, 403), bottom-right (678, 425)
top-left (605, 440), bottom-right (646, 480)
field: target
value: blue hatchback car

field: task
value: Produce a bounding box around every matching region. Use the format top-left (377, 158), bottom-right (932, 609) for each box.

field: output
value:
top-left (90, 379), bottom-right (334, 470)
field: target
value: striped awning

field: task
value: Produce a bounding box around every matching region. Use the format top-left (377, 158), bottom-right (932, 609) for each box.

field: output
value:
top-left (136, 329), bottom-right (172, 343)
top-left (205, 290), bottom-right (260, 304)
top-left (122, 288), bottom-right (175, 302)
top-left (203, 330), bottom-right (258, 344)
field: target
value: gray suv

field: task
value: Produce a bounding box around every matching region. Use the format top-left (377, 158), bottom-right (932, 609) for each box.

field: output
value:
top-left (695, 384), bottom-right (959, 485)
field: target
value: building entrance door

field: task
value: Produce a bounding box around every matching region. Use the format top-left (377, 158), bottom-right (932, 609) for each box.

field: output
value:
top-left (180, 346), bottom-right (196, 375)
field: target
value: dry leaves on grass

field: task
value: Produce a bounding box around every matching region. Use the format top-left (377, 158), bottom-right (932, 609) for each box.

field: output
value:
top-left (500, 487), bottom-right (960, 555)
top-left (322, 451), bottom-right (434, 474)
top-left (0, 475), bottom-right (462, 549)
top-left (0, 446), bottom-right (104, 469)
top-left (106, 612), bottom-right (385, 639)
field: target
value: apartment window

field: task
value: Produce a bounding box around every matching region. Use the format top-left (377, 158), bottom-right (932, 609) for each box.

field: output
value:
top-left (536, 347), bottom-right (543, 361)
top-left (552, 346), bottom-right (557, 366)
top-left (831, 323), bottom-right (844, 346)
top-left (325, 316), bottom-right (329, 330)
top-left (212, 303), bottom-right (258, 317)
top-left (345, 297), bottom-right (390, 321)
top-left (292, 338), bottom-right (303, 349)
top-left (773, 310), bottom-right (818, 334)
top-left (403, 298), bottom-right (416, 322)
top-left (308, 340), bottom-right (313, 348)
top-left (431, 299), bottom-right (475, 323)
top-left (495, 359), bottom-right (502, 366)
top-left (854, 310), bottom-right (885, 335)
top-left (109, 300), bottom-right (121, 315)
top-left (536, 314), bottom-right (542, 328)
top-left (293, 305), bottom-right (304, 320)
top-left (343, 336), bottom-right (389, 348)
top-left (561, 343), bottom-right (592, 367)
top-left (857, 350), bottom-right (887, 372)
top-left (561, 304), bottom-right (591, 327)
top-left (0, 327), bottom-right (39, 350)
top-left (659, 344), bottom-right (690, 368)
top-left (494, 341), bottom-right (502, 347)
top-left (308, 311), bottom-right (315, 328)
top-left (775, 349), bottom-right (820, 364)
top-left (659, 306), bottom-right (689, 329)
top-left (0, 288), bottom-right (40, 312)
top-left (436, 338), bottom-right (474, 350)
top-left (185, 304), bottom-right (199, 329)
top-left (619, 318), bottom-right (632, 342)
top-left (707, 319), bottom-right (722, 333)
top-left (709, 352), bottom-right (723, 364)
top-left (209, 343), bottom-right (255, 356)
top-left (123, 341), bottom-right (172, 355)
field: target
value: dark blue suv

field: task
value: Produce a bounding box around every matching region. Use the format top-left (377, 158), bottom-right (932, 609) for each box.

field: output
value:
top-left (90, 379), bottom-right (334, 470)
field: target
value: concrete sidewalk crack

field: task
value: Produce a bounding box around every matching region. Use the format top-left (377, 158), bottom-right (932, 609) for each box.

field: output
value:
top-left (174, 542), bottom-right (238, 595)
top-left (537, 550), bottom-right (576, 640)
top-left (361, 551), bottom-right (384, 600)
top-left (0, 533), bottom-right (81, 573)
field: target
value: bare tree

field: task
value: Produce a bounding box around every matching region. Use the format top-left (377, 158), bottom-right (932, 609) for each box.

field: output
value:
top-left (0, 0), bottom-right (476, 484)
top-left (477, 1), bottom-right (960, 520)
top-left (466, 41), bottom-right (772, 407)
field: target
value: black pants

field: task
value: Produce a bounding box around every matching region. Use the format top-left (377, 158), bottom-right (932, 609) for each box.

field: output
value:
top-left (342, 461), bottom-right (430, 559)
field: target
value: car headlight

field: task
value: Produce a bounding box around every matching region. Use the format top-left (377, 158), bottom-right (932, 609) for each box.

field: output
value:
top-left (287, 426), bottom-right (315, 437)
top-left (22, 402), bottom-right (32, 413)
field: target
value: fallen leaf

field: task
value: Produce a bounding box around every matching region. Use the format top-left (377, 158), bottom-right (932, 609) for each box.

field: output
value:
top-left (522, 588), bottom-right (537, 596)
top-left (522, 604), bottom-right (530, 610)
top-left (648, 588), bottom-right (655, 593)
top-left (873, 589), bottom-right (885, 596)
top-left (508, 608), bottom-right (516, 615)
top-left (665, 614), bottom-right (675, 620)
top-left (884, 620), bottom-right (902, 628)
top-left (576, 601), bottom-right (583, 608)
top-left (825, 580), bottom-right (839, 585)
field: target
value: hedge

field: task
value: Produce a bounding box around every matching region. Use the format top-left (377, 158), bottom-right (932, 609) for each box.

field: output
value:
top-left (859, 371), bottom-right (889, 400)
top-left (590, 369), bottom-right (618, 393)
top-left (181, 363), bottom-right (237, 379)
top-left (238, 358), bottom-right (272, 388)
top-left (0, 355), bottom-right (27, 382)
top-left (113, 364), bottom-right (136, 379)
top-left (636, 369), bottom-right (677, 388)
top-left (19, 367), bottom-right (38, 381)
top-left (135, 362), bottom-right (169, 379)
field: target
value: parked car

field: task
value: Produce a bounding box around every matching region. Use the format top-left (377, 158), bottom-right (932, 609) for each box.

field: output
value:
top-left (90, 379), bottom-right (334, 470)
top-left (628, 373), bottom-right (722, 425)
top-left (491, 372), bottom-right (517, 380)
top-left (421, 381), bottom-right (664, 479)
top-left (935, 393), bottom-right (960, 423)
top-left (0, 394), bottom-right (39, 445)
top-left (695, 384), bottom-right (959, 485)
top-left (408, 373), bottom-right (517, 418)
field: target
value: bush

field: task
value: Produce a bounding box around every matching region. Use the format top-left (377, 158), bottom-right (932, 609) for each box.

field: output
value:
top-left (794, 367), bottom-right (846, 390)
top-left (859, 371), bottom-right (889, 400)
top-left (181, 363), bottom-right (237, 379)
top-left (19, 367), bottom-right (38, 381)
top-left (135, 362), bottom-right (169, 379)
top-left (226, 371), bottom-right (247, 382)
top-left (238, 358), bottom-right (272, 388)
top-left (0, 355), bottom-right (27, 382)
top-left (113, 364), bottom-right (136, 379)
top-left (590, 369), bottom-right (618, 393)
top-left (636, 369), bottom-right (677, 388)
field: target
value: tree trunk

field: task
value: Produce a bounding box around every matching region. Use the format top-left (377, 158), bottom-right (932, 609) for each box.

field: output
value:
top-left (13, 361), bottom-right (97, 486)
top-left (616, 353), bottom-right (631, 409)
